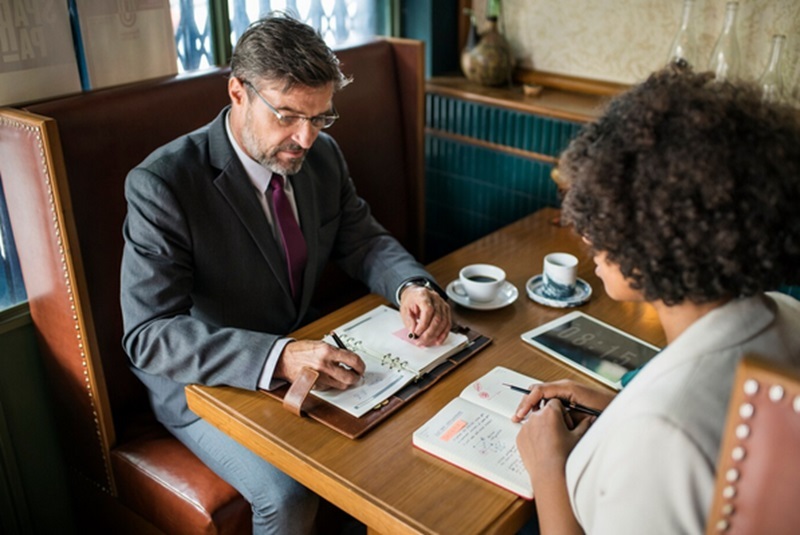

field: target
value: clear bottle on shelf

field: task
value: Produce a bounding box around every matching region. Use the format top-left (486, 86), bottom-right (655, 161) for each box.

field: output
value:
top-left (708, 1), bottom-right (741, 81)
top-left (758, 34), bottom-right (786, 103)
top-left (666, 0), bottom-right (699, 68)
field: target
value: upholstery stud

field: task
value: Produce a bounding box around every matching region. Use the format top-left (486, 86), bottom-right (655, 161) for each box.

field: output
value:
top-left (769, 384), bottom-right (784, 402)
top-left (743, 378), bottom-right (759, 395)
top-left (738, 403), bottom-right (754, 419)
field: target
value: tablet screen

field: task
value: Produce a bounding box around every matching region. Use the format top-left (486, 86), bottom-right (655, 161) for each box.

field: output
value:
top-left (521, 313), bottom-right (661, 389)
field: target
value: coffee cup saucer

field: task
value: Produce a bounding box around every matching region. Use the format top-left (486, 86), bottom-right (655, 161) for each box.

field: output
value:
top-left (526, 274), bottom-right (592, 308)
top-left (446, 280), bottom-right (519, 310)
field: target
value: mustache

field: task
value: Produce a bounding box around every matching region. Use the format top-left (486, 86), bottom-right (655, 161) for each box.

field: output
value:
top-left (277, 142), bottom-right (305, 153)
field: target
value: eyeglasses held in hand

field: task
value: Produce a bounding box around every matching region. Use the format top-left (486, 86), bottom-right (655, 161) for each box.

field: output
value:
top-left (243, 80), bottom-right (339, 130)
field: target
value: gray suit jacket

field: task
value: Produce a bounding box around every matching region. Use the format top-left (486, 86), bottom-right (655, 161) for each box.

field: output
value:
top-left (121, 108), bottom-right (432, 427)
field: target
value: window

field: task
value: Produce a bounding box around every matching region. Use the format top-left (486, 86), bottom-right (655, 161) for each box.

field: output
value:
top-left (170, 0), bottom-right (390, 72)
top-left (0, 179), bottom-right (26, 310)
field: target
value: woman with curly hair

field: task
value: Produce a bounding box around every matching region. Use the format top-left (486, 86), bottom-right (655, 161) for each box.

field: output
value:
top-left (513, 64), bottom-right (800, 534)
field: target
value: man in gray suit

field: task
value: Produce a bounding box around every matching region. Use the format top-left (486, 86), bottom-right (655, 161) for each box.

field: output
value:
top-left (120, 13), bottom-right (451, 534)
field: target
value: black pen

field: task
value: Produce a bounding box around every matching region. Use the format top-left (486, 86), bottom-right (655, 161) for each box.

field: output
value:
top-left (330, 331), bottom-right (348, 350)
top-left (502, 383), bottom-right (603, 417)
top-left (329, 331), bottom-right (362, 376)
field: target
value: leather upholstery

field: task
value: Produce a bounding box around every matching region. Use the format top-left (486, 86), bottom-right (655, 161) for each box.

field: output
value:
top-left (2, 38), bottom-right (424, 533)
top-left (706, 355), bottom-right (800, 534)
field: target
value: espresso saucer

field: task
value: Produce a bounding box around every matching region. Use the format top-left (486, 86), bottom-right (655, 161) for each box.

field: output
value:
top-left (526, 274), bottom-right (592, 308)
top-left (446, 280), bottom-right (519, 310)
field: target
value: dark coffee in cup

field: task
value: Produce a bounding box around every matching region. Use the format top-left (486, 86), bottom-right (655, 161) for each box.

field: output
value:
top-left (458, 264), bottom-right (506, 302)
top-left (466, 275), bottom-right (497, 283)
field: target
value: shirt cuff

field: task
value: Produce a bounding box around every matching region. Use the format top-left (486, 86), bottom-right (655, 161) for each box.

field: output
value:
top-left (257, 337), bottom-right (293, 391)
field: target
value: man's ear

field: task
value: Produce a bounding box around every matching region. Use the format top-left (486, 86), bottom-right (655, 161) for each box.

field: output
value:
top-left (229, 77), bottom-right (247, 106)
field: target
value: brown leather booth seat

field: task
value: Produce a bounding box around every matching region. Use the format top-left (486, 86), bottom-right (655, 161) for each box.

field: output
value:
top-left (1, 38), bottom-right (423, 534)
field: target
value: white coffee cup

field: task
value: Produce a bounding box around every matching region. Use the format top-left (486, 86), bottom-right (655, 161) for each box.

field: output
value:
top-left (455, 264), bottom-right (506, 302)
top-left (541, 253), bottom-right (578, 299)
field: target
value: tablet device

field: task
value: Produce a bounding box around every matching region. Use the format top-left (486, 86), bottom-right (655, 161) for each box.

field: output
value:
top-left (520, 311), bottom-right (661, 390)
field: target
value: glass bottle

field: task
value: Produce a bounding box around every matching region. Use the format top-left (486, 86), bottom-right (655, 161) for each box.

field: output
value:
top-left (708, 1), bottom-right (741, 81)
top-left (758, 34), bottom-right (786, 103)
top-left (666, 0), bottom-right (698, 68)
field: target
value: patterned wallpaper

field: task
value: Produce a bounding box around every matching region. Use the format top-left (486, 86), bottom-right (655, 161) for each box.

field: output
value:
top-left (471, 0), bottom-right (799, 104)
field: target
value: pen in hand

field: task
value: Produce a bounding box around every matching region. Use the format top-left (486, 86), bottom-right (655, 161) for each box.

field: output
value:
top-left (330, 331), bottom-right (348, 350)
top-left (502, 383), bottom-right (603, 417)
top-left (329, 331), bottom-right (361, 377)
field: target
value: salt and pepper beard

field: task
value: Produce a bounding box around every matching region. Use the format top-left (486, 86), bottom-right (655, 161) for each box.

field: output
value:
top-left (241, 105), bottom-right (308, 176)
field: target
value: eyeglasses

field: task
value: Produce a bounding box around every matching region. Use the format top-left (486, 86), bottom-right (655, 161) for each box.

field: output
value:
top-left (243, 80), bottom-right (339, 130)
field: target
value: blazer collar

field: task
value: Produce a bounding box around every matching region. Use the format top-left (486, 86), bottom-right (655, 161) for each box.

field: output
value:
top-left (637, 294), bottom-right (776, 382)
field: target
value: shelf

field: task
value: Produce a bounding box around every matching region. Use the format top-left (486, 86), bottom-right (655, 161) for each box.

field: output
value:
top-left (426, 75), bottom-right (612, 123)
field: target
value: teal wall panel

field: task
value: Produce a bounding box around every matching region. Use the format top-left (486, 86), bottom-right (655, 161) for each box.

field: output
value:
top-left (426, 94), bottom-right (584, 154)
top-left (425, 94), bottom-right (583, 259)
top-left (425, 136), bottom-right (561, 260)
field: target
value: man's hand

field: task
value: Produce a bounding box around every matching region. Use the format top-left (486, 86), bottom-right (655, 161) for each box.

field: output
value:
top-left (399, 284), bottom-right (452, 346)
top-left (274, 340), bottom-right (365, 389)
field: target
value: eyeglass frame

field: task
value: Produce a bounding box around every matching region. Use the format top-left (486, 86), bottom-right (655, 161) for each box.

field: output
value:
top-left (242, 80), bottom-right (339, 130)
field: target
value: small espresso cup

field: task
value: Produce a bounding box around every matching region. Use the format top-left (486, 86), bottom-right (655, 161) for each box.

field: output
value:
top-left (455, 264), bottom-right (506, 302)
top-left (541, 253), bottom-right (578, 299)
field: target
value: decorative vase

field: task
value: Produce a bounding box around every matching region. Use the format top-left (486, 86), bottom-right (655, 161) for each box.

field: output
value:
top-left (460, 2), bottom-right (512, 87)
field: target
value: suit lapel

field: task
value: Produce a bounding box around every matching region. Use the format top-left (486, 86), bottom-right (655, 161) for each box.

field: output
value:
top-left (207, 110), bottom-right (295, 304)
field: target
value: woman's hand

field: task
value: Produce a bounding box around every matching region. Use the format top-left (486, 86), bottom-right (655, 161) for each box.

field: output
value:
top-left (512, 379), bottom-right (615, 423)
top-left (516, 398), bottom-right (594, 481)
top-left (515, 397), bottom-right (593, 535)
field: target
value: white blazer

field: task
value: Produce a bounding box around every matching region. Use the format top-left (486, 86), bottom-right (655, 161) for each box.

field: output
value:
top-left (565, 292), bottom-right (800, 534)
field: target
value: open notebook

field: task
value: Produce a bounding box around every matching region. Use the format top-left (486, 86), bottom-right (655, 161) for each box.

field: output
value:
top-left (313, 305), bottom-right (470, 417)
top-left (413, 366), bottom-right (540, 499)
top-left (262, 304), bottom-right (491, 438)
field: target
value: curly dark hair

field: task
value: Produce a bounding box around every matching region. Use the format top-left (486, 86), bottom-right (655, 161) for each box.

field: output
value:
top-left (231, 12), bottom-right (351, 93)
top-left (560, 64), bottom-right (800, 305)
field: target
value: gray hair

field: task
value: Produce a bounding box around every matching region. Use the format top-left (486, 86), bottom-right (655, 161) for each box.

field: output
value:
top-left (230, 12), bottom-right (351, 93)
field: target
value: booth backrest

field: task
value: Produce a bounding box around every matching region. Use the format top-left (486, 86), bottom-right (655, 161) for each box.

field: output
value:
top-left (1, 38), bottom-right (424, 532)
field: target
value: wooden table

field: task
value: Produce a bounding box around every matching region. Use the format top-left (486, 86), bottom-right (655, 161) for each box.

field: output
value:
top-left (186, 208), bottom-right (666, 534)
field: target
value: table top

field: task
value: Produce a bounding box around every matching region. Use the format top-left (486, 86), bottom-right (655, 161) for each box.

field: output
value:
top-left (185, 207), bottom-right (666, 534)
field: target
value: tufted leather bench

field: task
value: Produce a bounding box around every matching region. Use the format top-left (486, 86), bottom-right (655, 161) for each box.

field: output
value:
top-left (0, 38), bottom-right (424, 534)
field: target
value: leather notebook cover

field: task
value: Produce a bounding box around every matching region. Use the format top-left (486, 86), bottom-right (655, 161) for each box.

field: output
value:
top-left (262, 324), bottom-right (491, 439)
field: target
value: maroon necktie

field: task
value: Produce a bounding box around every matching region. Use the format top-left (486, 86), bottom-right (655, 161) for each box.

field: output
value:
top-left (269, 175), bottom-right (307, 298)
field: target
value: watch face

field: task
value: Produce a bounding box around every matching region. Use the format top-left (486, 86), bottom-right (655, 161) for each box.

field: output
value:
top-left (523, 313), bottom-right (661, 388)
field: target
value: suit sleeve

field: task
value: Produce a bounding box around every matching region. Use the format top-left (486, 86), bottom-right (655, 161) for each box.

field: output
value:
top-left (121, 167), bottom-right (275, 390)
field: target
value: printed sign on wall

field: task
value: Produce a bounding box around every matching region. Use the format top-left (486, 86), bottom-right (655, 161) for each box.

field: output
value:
top-left (0, 0), bottom-right (82, 106)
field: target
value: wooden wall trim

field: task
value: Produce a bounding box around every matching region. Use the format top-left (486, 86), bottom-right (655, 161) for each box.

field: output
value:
top-left (515, 68), bottom-right (629, 97)
top-left (426, 127), bottom-right (559, 165)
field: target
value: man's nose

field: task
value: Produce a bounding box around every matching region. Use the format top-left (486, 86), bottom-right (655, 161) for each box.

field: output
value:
top-left (292, 120), bottom-right (318, 149)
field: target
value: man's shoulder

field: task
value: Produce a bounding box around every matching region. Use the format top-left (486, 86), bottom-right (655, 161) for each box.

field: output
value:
top-left (140, 123), bottom-right (213, 171)
top-left (128, 114), bottom-right (233, 191)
